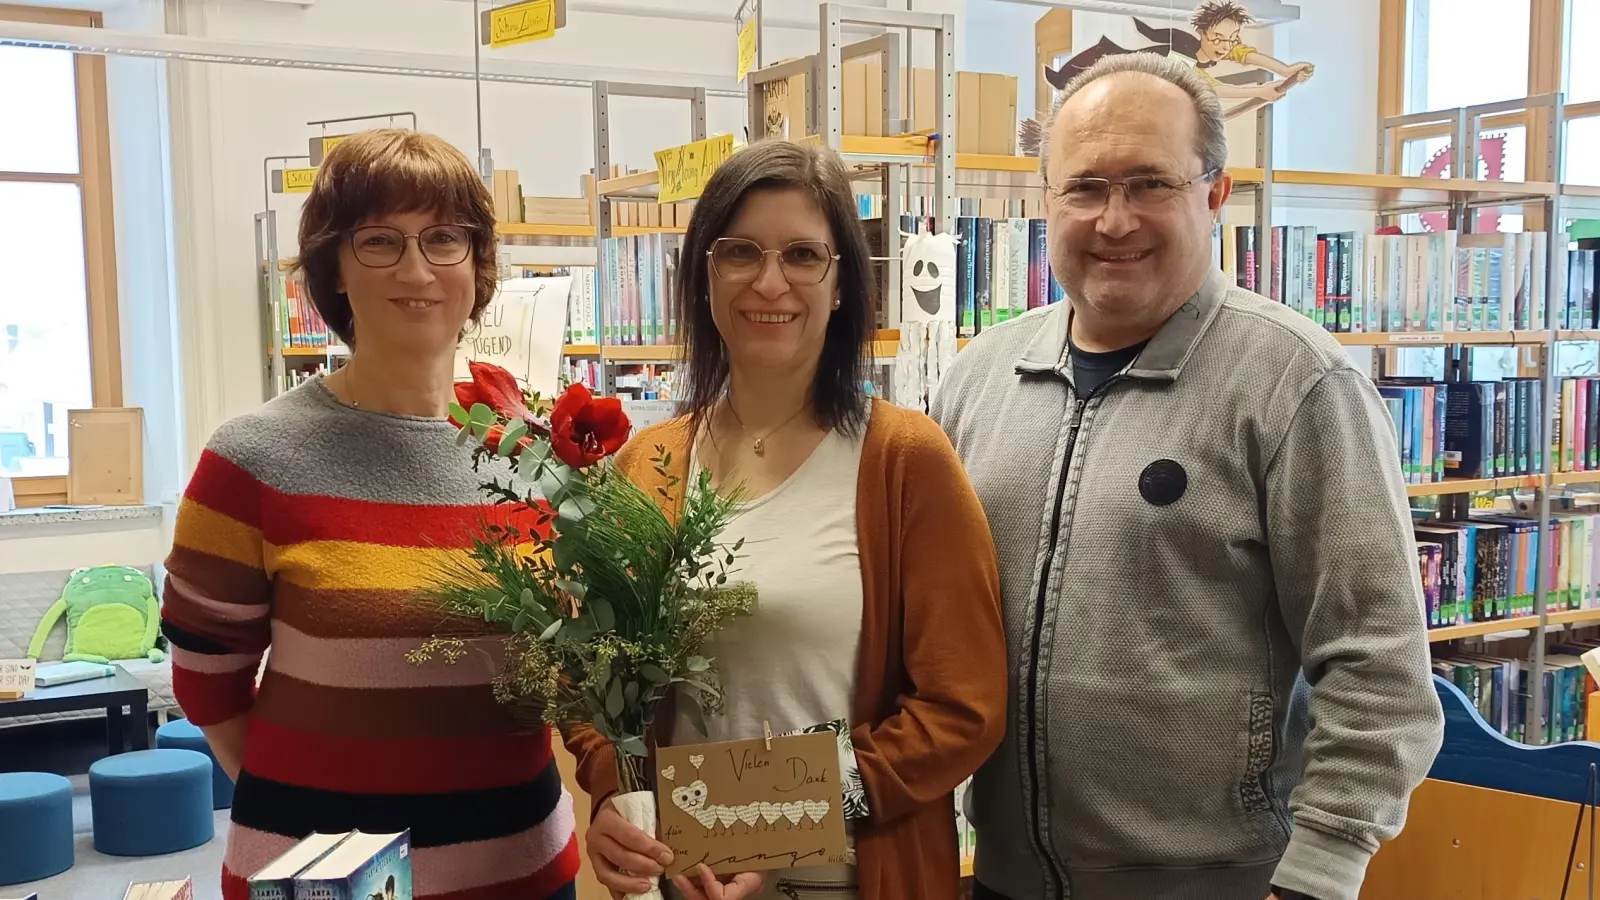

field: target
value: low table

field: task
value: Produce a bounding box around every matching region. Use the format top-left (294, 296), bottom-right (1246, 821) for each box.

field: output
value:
top-left (0, 665), bottom-right (151, 755)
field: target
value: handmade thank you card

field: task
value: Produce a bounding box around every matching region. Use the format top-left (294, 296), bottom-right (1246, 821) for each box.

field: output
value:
top-left (654, 731), bottom-right (847, 877)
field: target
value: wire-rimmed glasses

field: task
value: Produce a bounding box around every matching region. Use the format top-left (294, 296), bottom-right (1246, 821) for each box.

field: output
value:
top-left (349, 224), bottom-right (475, 268)
top-left (708, 237), bottom-right (839, 285)
top-left (1047, 169), bottom-right (1221, 216)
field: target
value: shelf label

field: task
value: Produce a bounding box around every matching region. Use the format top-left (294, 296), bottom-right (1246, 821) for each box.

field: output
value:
top-left (655, 134), bottom-right (736, 204)
top-left (0, 659), bottom-right (35, 695)
top-left (308, 133), bottom-right (352, 165)
top-left (281, 167), bottom-right (317, 193)
top-left (483, 0), bottom-right (557, 48)
top-left (737, 14), bottom-right (758, 82)
top-left (1387, 333), bottom-right (1444, 344)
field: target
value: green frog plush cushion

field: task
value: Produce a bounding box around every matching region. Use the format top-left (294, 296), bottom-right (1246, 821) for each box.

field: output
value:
top-left (27, 565), bottom-right (166, 664)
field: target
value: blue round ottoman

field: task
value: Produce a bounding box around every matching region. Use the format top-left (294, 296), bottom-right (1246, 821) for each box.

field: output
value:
top-left (0, 772), bottom-right (74, 885)
top-left (156, 718), bottom-right (234, 809)
top-left (89, 749), bottom-right (214, 856)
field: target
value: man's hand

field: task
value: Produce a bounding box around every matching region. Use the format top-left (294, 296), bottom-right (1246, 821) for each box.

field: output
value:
top-left (670, 864), bottom-right (764, 900)
top-left (587, 800), bottom-right (673, 897)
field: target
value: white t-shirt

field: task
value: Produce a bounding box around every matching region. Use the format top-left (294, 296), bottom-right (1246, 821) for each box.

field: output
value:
top-left (670, 427), bottom-right (866, 899)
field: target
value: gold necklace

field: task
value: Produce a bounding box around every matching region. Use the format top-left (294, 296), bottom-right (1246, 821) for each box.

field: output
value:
top-left (724, 395), bottom-right (808, 457)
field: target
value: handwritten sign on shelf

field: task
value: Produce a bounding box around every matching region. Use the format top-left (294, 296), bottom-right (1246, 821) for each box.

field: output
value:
top-left (0, 659), bottom-right (36, 697)
top-left (281, 167), bottom-right (317, 193)
top-left (454, 276), bottom-right (571, 399)
top-left (655, 134), bottom-right (736, 204)
top-left (736, 15), bottom-right (758, 82)
top-left (655, 730), bottom-right (847, 878)
top-left (482, 0), bottom-right (557, 48)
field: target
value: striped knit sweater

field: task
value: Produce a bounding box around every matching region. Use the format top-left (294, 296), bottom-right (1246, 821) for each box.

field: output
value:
top-left (161, 378), bottom-right (579, 900)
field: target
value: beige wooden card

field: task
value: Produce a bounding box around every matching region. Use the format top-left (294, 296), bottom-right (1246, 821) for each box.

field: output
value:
top-left (655, 731), bottom-right (847, 877)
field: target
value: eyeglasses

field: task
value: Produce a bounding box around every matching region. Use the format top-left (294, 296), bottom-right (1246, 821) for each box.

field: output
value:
top-left (708, 237), bottom-right (839, 286)
top-left (1047, 169), bottom-right (1221, 216)
top-left (349, 224), bottom-right (475, 268)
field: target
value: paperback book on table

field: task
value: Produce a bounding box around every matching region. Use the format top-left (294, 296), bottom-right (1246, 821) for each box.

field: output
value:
top-left (122, 878), bottom-right (193, 900)
top-left (293, 830), bottom-right (412, 900)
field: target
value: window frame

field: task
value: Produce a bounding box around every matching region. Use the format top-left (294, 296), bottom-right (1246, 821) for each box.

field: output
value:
top-left (0, 2), bottom-right (122, 507)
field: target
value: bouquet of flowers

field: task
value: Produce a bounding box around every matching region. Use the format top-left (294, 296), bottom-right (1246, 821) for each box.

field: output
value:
top-left (409, 361), bottom-right (754, 899)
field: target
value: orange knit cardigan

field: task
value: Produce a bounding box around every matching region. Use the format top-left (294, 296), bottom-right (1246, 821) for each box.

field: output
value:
top-left (562, 399), bottom-right (1007, 900)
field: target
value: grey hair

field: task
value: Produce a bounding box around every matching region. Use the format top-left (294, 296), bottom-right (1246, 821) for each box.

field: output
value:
top-left (1039, 53), bottom-right (1228, 183)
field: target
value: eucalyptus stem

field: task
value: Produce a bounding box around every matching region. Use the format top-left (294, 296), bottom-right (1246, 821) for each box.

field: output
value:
top-left (616, 748), bottom-right (654, 795)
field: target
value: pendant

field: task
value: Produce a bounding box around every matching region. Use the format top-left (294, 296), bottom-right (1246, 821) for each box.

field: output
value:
top-left (752, 437), bottom-right (766, 456)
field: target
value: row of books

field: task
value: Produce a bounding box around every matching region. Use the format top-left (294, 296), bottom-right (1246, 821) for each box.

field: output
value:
top-left (1217, 226), bottom-right (1553, 333)
top-left (247, 829), bottom-right (410, 900)
top-left (1415, 510), bottom-right (1600, 627)
top-left (596, 233), bottom-right (682, 347)
top-left (283, 362), bottom-right (341, 392)
top-left (279, 276), bottom-right (345, 351)
top-left (949, 214), bottom-right (1066, 336)
top-left (1434, 645), bottom-right (1590, 745)
top-left (561, 266), bottom-right (600, 346)
top-left (1380, 378), bottom-right (1545, 485)
top-left (1561, 243), bottom-right (1600, 329)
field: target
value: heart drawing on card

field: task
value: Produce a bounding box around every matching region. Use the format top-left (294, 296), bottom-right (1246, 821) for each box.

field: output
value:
top-left (803, 799), bottom-right (829, 824)
top-left (692, 808), bottom-right (718, 830)
top-left (781, 801), bottom-right (805, 826)
top-left (660, 766), bottom-right (676, 782)
top-left (735, 803), bottom-right (761, 829)
top-left (715, 806), bottom-right (738, 829)
top-left (689, 754), bottom-right (706, 771)
top-left (759, 802), bottom-right (782, 826)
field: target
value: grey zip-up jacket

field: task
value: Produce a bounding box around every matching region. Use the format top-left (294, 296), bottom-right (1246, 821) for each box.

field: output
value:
top-left (932, 270), bottom-right (1443, 900)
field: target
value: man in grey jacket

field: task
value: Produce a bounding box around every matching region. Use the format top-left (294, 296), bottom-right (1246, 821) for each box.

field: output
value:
top-left (933, 53), bottom-right (1443, 900)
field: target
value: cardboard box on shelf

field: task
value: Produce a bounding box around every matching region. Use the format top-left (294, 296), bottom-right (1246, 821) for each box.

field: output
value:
top-left (956, 72), bottom-right (983, 154)
top-left (844, 59), bottom-right (868, 136)
top-left (491, 169), bottom-right (523, 223)
top-left (978, 73), bottom-right (1018, 156)
top-left (522, 197), bottom-right (590, 226)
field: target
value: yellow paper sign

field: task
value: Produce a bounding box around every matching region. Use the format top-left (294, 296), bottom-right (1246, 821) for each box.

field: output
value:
top-left (655, 134), bottom-right (737, 204)
top-left (487, 0), bottom-right (557, 48)
top-left (321, 135), bottom-right (348, 156)
top-left (282, 167), bottom-right (317, 193)
top-left (737, 15), bottom-right (758, 82)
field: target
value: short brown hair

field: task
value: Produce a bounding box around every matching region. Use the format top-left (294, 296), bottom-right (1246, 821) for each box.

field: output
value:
top-left (292, 129), bottom-right (498, 346)
top-left (676, 140), bottom-right (873, 436)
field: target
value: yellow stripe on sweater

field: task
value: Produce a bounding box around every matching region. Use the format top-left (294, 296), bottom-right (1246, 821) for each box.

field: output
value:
top-left (174, 499), bottom-right (265, 570)
top-left (265, 540), bottom-right (478, 592)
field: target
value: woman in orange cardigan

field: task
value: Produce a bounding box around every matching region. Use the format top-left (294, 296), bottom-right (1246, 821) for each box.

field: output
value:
top-left (563, 139), bottom-right (1007, 900)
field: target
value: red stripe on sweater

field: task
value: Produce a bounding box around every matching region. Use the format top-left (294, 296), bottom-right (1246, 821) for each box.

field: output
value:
top-left (171, 657), bottom-right (258, 727)
top-left (431, 835), bottom-right (581, 900)
top-left (242, 715), bottom-right (553, 795)
top-left (184, 450), bottom-right (264, 527)
top-left (222, 837), bottom-right (579, 900)
top-left (257, 488), bottom-right (552, 548)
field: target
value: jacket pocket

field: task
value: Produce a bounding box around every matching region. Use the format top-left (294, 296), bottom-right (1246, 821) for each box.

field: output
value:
top-left (1237, 691), bottom-right (1276, 814)
top-left (774, 878), bottom-right (859, 899)
top-left (1048, 682), bottom-right (1286, 868)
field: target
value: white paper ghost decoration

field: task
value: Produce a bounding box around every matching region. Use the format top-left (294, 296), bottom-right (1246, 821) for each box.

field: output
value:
top-left (901, 231), bottom-right (960, 325)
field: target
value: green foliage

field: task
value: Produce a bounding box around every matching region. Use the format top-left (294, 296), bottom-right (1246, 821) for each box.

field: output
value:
top-left (412, 415), bottom-right (754, 777)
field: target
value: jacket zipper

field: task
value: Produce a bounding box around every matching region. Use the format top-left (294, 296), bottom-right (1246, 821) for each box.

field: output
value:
top-left (1024, 393), bottom-right (1088, 899)
top-left (1026, 373), bottom-right (1125, 899)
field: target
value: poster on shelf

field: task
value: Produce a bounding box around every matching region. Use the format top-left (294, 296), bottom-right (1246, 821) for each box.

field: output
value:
top-left (454, 276), bottom-right (570, 399)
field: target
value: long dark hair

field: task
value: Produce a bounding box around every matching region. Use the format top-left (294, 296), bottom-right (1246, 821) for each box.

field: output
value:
top-left (675, 139), bottom-right (874, 437)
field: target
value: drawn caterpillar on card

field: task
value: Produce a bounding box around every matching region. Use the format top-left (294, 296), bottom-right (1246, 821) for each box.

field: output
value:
top-left (662, 762), bottom-right (830, 834)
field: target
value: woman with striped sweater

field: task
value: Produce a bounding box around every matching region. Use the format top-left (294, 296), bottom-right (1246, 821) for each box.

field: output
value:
top-left (161, 129), bottom-right (579, 900)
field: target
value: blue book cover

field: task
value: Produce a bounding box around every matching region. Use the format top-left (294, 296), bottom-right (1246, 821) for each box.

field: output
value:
top-left (294, 831), bottom-right (411, 900)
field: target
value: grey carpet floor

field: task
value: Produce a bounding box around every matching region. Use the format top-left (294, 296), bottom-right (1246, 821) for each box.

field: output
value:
top-left (3, 720), bottom-right (230, 900)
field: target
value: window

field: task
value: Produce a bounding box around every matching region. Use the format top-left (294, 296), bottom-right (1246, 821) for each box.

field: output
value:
top-left (0, 5), bottom-right (120, 502)
top-left (1564, 0), bottom-right (1600, 184)
top-left (1402, 0), bottom-right (1532, 227)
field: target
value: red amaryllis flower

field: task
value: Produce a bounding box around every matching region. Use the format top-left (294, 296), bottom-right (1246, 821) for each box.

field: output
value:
top-left (452, 361), bottom-right (549, 454)
top-left (549, 383), bottom-right (630, 469)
